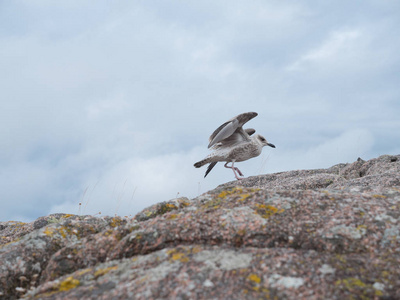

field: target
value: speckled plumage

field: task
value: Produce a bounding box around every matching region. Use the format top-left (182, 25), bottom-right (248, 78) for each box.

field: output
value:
top-left (194, 112), bottom-right (275, 179)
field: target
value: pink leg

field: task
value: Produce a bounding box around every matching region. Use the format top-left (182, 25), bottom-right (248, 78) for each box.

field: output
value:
top-left (224, 162), bottom-right (244, 180)
top-left (235, 167), bottom-right (244, 176)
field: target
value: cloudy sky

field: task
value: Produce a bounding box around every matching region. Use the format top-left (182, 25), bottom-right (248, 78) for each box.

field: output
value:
top-left (1, 1), bottom-right (399, 222)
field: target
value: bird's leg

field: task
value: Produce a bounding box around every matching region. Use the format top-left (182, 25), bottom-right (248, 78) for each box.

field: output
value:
top-left (231, 162), bottom-right (243, 180)
top-left (224, 162), bottom-right (243, 180)
top-left (234, 167), bottom-right (244, 176)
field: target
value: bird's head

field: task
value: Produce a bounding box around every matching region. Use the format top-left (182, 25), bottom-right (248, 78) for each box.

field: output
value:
top-left (256, 134), bottom-right (275, 148)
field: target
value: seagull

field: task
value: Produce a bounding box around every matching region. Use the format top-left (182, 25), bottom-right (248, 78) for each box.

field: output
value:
top-left (194, 112), bottom-right (275, 180)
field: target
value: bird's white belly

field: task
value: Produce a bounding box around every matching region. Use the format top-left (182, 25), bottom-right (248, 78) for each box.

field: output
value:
top-left (227, 143), bottom-right (261, 162)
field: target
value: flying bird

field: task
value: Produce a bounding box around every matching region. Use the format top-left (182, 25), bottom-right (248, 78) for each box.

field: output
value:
top-left (194, 112), bottom-right (275, 180)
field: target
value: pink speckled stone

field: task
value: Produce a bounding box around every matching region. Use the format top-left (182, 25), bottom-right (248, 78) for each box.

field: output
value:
top-left (1, 154), bottom-right (399, 299)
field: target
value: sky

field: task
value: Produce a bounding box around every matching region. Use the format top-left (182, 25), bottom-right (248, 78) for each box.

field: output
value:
top-left (1, 1), bottom-right (399, 222)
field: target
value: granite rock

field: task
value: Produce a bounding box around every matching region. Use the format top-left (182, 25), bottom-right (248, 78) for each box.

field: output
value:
top-left (0, 154), bottom-right (399, 299)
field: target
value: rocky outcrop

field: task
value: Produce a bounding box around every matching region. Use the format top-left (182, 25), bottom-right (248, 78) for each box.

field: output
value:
top-left (1, 154), bottom-right (399, 299)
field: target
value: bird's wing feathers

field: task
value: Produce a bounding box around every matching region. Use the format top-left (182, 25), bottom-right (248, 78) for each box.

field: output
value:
top-left (208, 119), bottom-right (239, 148)
top-left (235, 112), bottom-right (258, 125)
top-left (212, 128), bottom-right (248, 149)
top-left (245, 128), bottom-right (256, 136)
top-left (208, 112), bottom-right (258, 149)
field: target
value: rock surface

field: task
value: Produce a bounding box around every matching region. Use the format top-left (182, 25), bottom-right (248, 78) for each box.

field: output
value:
top-left (1, 154), bottom-right (400, 299)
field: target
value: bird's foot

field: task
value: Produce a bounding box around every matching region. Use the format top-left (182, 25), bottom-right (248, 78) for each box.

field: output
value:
top-left (234, 172), bottom-right (245, 180)
top-left (225, 162), bottom-right (245, 180)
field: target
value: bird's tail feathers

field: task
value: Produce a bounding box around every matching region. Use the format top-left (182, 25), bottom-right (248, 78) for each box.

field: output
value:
top-left (194, 158), bottom-right (212, 168)
top-left (204, 162), bottom-right (217, 177)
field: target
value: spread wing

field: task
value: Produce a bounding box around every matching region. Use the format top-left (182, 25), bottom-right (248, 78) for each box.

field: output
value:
top-left (245, 128), bottom-right (256, 136)
top-left (208, 112), bottom-right (258, 149)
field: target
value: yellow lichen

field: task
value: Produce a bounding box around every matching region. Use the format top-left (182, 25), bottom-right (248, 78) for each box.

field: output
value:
top-left (191, 246), bottom-right (202, 254)
top-left (372, 194), bottom-right (386, 199)
top-left (261, 287), bottom-right (270, 295)
top-left (94, 266), bottom-right (118, 278)
top-left (103, 229), bottom-right (114, 237)
top-left (254, 204), bottom-right (284, 219)
top-left (239, 193), bottom-right (251, 202)
top-left (178, 200), bottom-right (190, 207)
top-left (217, 190), bottom-right (230, 198)
top-left (172, 252), bottom-right (189, 262)
top-left (62, 214), bottom-right (75, 218)
top-left (129, 225), bottom-right (140, 232)
top-left (237, 229), bottom-right (246, 236)
top-left (76, 268), bottom-right (92, 276)
top-left (202, 198), bottom-right (222, 209)
top-left (252, 286), bottom-right (260, 292)
top-left (334, 254), bottom-right (347, 263)
top-left (43, 225), bottom-right (79, 239)
top-left (381, 271), bottom-right (389, 278)
top-left (204, 187), bottom-right (260, 209)
top-left (356, 225), bottom-right (367, 231)
top-left (335, 277), bottom-right (367, 290)
top-left (149, 202), bottom-right (180, 217)
top-left (43, 227), bottom-right (55, 236)
top-left (167, 248), bottom-right (191, 263)
top-left (58, 276), bottom-right (80, 292)
top-left (248, 273), bottom-right (261, 284)
top-left (109, 217), bottom-right (123, 228)
top-left (167, 214), bottom-right (178, 220)
top-left (166, 203), bottom-right (178, 209)
top-left (58, 227), bottom-right (68, 238)
top-left (217, 187), bottom-right (247, 199)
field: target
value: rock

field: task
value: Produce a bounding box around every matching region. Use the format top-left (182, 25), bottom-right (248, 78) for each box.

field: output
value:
top-left (218, 154), bottom-right (400, 190)
top-left (0, 154), bottom-right (399, 299)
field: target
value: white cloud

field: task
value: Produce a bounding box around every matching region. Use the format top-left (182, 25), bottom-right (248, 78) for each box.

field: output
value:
top-left (264, 129), bottom-right (375, 172)
top-left (287, 29), bottom-right (363, 71)
top-left (302, 129), bottom-right (374, 168)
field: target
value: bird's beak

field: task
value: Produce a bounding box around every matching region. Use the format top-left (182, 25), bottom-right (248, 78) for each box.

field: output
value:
top-left (267, 143), bottom-right (276, 148)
